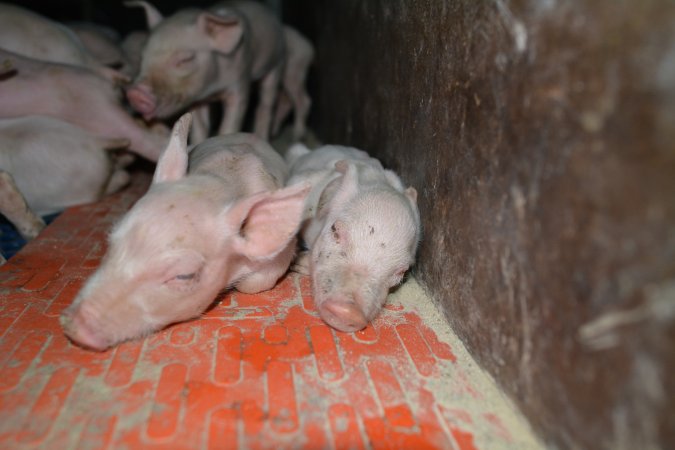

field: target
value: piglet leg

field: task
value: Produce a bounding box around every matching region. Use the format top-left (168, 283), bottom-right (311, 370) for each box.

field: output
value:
top-left (290, 249), bottom-right (310, 275)
top-left (218, 84), bottom-right (250, 135)
top-left (190, 104), bottom-right (210, 145)
top-left (253, 65), bottom-right (282, 140)
top-left (271, 91), bottom-right (292, 136)
top-left (0, 170), bottom-right (45, 240)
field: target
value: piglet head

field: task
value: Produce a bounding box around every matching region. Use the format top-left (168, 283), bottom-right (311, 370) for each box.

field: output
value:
top-left (310, 162), bottom-right (421, 332)
top-left (61, 114), bottom-right (308, 350)
top-left (127, 6), bottom-right (244, 120)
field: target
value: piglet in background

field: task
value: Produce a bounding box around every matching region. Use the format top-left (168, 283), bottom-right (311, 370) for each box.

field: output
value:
top-left (0, 116), bottom-right (130, 261)
top-left (125, 0), bottom-right (285, 141)
top-left (0, 116), bottom-right (131, 216)
top-left (0, 3), bottom-right (125, 82)
top-left (61, 114), bottom-right (309, 351)
top-left (0, 48), bottom-right (168, 161)
top-left (286, 144), bottom-right (421, 332)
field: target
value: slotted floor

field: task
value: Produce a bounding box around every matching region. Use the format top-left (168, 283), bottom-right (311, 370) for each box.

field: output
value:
top-left (0, 172), bottom-right (542, 449)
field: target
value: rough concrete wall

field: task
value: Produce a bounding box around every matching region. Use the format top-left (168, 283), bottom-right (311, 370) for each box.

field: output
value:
top-left (286, 1), bottom-right (675, 449)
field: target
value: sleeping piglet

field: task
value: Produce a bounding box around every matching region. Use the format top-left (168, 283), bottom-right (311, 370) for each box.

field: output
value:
top-left (286, 144), bottom-right (421, 332)
top-left (61, 114), bottom-right (309, 350)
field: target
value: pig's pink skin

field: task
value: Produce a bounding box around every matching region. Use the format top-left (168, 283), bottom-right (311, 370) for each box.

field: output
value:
top-left (128, 1), bottom-right (285, 139)
top-left (61, 115), bottom-right (309, 350)
top-left (62, 303), bottom-right (110, 351)
top-left (0, 49), bottom-right (167, 162)
top-left (68, 22), bottom-right (130, 72)
top-left (0, 116), bottom-right (130, 216)
top-left (0, 4), bottom-right (121, 81)
top-left (287, 144), bottom-right (421, 332)
top-left (271, 26), bottom-right (314, 140)
top-left (126, 83), bottom-right (157, 119)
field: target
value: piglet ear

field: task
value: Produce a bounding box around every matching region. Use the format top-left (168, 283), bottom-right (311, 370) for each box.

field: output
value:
top-left (153, 113), bottom-right (192, 184)
top-left (125, 1), bottom-right (164, 29)
top-left (328, 160), bottom-right (359, 209)
top-left (229, 183), bottom-right (310, 261)
top-left (198, 12), bottom-right (243, 55)
top-left (405, 187), bottom-right (418, 205)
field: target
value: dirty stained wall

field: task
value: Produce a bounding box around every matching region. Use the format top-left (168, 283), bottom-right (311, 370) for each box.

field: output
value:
top-left (286, 1), bottom-right (675, 449)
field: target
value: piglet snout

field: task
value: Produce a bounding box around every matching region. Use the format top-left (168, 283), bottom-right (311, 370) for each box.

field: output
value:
top-left (60, 306), bottom-right (110, 351)
top-left (126, 83), bottom-right (157, 120)
top-left (318, 295), bottom-right (368, 332)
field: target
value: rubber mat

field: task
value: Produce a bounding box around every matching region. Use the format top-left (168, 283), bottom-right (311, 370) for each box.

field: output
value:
top-left (0, 172), bottom-right (541, 449)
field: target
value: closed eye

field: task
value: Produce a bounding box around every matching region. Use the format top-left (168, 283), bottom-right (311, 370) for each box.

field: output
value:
top-left (166, 270), bottom-right (202, 292)
top-left (175, 273), bottom-right (196, 280)
top-left (176, 53), bottom-right (196, 67)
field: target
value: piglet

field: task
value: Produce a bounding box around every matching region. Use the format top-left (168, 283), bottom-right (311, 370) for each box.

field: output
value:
top-left (0, 48), bottom-right (167, 161)
top-left (61, 114), bottom-right (309, 351)
top-left (125, 0), bottom-right (285, 140)
top-left (286, 144), bottom-right (421, 332)
top-left (0, 3), bottom-right (124, 82)
top-left (0, 116), bottom-right (131, 216)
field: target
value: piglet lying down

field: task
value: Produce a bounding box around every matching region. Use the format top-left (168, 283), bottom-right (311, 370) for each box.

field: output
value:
top-left (286, 144), bottom-right (421, 332)
top-left (61, 114), bottom-right (309, 351)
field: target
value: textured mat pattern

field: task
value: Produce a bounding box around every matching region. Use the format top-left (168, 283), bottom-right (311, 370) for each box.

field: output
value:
top-left (0, 173), bottom-right (540, 449)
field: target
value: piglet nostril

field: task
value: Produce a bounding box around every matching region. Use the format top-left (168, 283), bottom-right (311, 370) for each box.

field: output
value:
top-left (318, 297), bottom-right (368, 333)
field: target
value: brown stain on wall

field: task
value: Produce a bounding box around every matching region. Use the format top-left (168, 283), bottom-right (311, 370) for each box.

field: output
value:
top-left (286, 1), bottom-right (675, 448)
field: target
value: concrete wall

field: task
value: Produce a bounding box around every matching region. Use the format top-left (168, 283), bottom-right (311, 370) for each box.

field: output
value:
top-left (285, 1), bottom-right (675, 448)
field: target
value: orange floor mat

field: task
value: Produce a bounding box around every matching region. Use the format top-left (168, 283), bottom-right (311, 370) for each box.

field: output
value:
top-left (0, 172), bottom-right (539, 449)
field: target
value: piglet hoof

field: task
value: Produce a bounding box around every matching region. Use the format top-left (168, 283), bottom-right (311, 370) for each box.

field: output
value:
top-left (290, 250), bottom-right (310, 275)
top-left (20, 218), bottom-right (46, 241)
top-left (319, 300), bottom-right (368, 333)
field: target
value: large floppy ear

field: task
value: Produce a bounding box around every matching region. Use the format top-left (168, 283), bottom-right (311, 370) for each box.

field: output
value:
top-left (125, 1), bottom-right (164, 29)
top-left (197, 12), bottom-right (243, 55)
top-left (227, 183), bottom-right (310, 261)
top-left (153, 113), bottom-right (192, 184)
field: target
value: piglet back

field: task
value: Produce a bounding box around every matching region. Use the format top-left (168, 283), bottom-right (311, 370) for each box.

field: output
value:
top-left (189, 132), bottom-right (288, 189)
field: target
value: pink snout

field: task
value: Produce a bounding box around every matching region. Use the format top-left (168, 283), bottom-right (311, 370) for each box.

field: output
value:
top-left (60, 306), bottom-right (110, 351)
top-left (126, 83), bottom-right (157, 120)
top-left (318, 294), bottom-right (368, 332)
